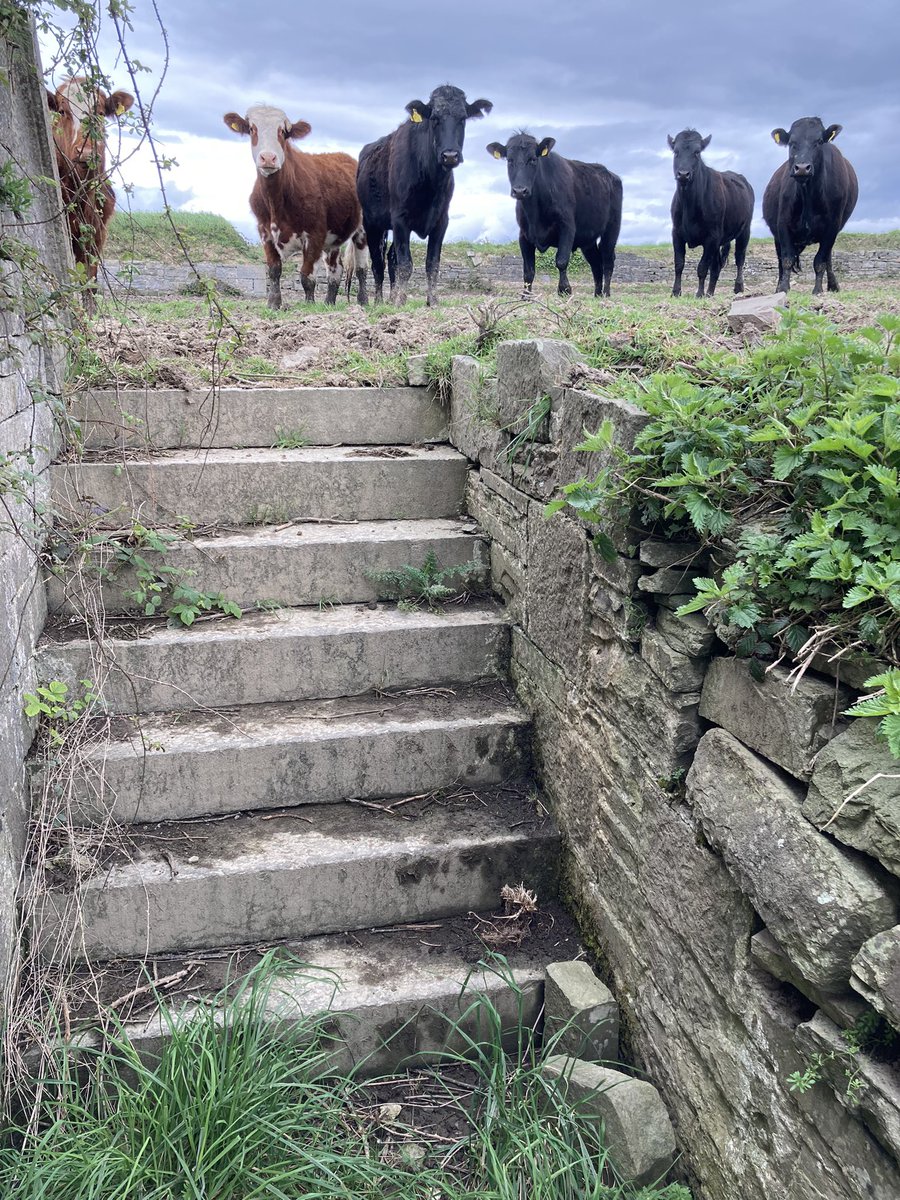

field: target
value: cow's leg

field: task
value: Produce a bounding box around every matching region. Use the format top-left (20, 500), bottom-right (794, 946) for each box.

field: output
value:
top-left (697, 240), bottom-right (718, 297)
top-left (391, 222), bottom-right (413, 306)
top-left (262, 240), bottom-right (283, 309)
top-left (707, 240), bottom-right (728, 296)
top-left (734, 226), bottom-right (750, 294)
top-left (600, 236), bottom-right (616, 298)
top-left (424, 213), bottom-right (449, 307)
top-left (672, 236), bottom-right (686, 297)
top-left (813, 239), bottom-right (839, 293)
top-left (300, 237), bottom-right (325, 304)
top-left (324, 246), bottom-right (341, 306)
top-left (773, 234), bottom-right (793, 294)
top-left (556, 227), bottom-right (575, 296)
top-left (581, 240), bottom-right (605, 298)
top-left (519, 234), bottom-right (536, 300)
top-left (352, 227), bottom-right (369, 307)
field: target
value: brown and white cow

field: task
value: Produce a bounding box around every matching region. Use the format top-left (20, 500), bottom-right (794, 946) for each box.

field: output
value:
top-left (224, 104), bottom-right (367, 307)
top-left (46, 77), bottom-right (134, 300)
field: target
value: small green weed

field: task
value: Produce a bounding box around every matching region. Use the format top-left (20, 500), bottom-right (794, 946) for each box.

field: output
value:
top-left (844, 669), bottom-right (900, 757)
top-left (23, 680), bottom-right (98, 745)
top-left (365, 549), bottom-right (484, 610)
top-left (504, 394), bottom-right (551, 466)
top-left (273, 426), bottom-right (310, 449)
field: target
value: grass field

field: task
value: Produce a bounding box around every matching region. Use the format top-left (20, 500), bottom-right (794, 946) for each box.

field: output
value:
top-left (106, 211), bottom-right (900, 268)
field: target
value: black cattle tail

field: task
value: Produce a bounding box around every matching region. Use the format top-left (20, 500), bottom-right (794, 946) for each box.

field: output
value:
top-left (667, 130), bottom-right (754, 299)
top-left (356, 84), bottom-right (492, 306)
top-left (486, 132), bottom-right (622, 298)
top-left (762, 117), bottom-right (858, 294)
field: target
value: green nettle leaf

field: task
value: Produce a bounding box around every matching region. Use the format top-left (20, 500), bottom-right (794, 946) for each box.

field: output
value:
top-left (881, 714), bottom-right (900, 757)
top-left (592, 531), bottom-right (617, 562)
top-left (772, 447), bottom-right (804, 480)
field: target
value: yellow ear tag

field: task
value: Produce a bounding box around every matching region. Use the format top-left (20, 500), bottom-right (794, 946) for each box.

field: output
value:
top-left (115, 104), bottom-right (125, 115)
top-left (410, 110), bottom-right (423, 123)
top-left (827, 128), bottom-right (837, 141)
top-left (493, 150), bottom-right (502, 159)
top-left (230, 122), bottom-right (241, 131)
top-left (773, 131), bottom-right (781, 144)
top-left (540, 147), bottom-right (549, 156)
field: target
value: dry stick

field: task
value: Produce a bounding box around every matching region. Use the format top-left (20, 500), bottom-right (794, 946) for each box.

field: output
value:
top-left (108, 965), bottom-right (195, 1012)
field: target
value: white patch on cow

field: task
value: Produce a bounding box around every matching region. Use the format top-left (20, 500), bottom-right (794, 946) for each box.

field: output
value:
top-left (59, 78), bottom-right (94, 129)
top-left (246, 103), bottom-right (291, 175)
top-left (323, 232), bottom-right (340, 250)
top-left (275, 232), bottom-right (308, 262)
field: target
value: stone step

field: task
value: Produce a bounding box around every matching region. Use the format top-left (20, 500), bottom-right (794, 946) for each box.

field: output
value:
top-left (63, 683), bottom-right (530, 824)
top-left (47, 518), bottom-right (486, 616)
top-left (52, 445), bottom-right (468, 528)
top-left (72, 387), bottom-right (448, 451)
top-left (72, 909), bottom-right (582, 1074)
top-left (39, 790), bottom-right (560, 960)
top-left (39, 602), bottom-right (509, 714)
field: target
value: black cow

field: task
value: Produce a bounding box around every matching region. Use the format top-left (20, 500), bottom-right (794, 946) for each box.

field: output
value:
top-left (762, 117), bottom-right (858, 294)
top-left (486, 133), bottom-right (622, 298)
top-left (668, 130), bottom-right (754, 298)
top-left (356, 84), bottom-right (492, 305)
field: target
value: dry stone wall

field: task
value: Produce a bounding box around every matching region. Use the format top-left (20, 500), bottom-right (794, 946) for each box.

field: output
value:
top-left (450, 338), bottom-right (900, 1200)
top-left (0, 20), bottom-right (69, 1007)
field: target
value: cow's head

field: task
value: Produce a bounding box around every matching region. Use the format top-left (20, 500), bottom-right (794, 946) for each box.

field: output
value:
top-left (47, 77), bottom-right (134, 164)
top-left (224, 105), bottom-right (312, 177)
top-left (771, 117), bottom-right (842, 181)
top-left (486, 133), bottom-right (555, 200)
top-left (667, 129), bottom-right (711, 186)
top-left (405, 85), bottom-right (492, 171)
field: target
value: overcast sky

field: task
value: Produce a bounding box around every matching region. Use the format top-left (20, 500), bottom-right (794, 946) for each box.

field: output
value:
top-left (43, 0), bottom-right (900, 246)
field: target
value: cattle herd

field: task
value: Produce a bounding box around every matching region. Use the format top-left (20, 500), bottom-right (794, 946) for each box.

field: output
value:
top-left (46, 77), bottom-right (861, 308)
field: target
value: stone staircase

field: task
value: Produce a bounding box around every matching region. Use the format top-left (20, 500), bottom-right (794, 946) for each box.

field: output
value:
top-left (35, 383), bottom-right (566, 1061)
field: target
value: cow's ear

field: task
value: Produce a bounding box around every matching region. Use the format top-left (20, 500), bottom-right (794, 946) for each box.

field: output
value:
top-left (537, 137), bottom-right (556, 158)
top-left (466, 98), bottom-right (492, 120)
top-left (46, 88), bottom-right (61, 113)
top-left (486, 142), bottom-right (507, 160)
top-left (771, 128), bottom-right (789, 146)
top-left (287, 120), bottom-right (312, 140)
top-left (105, 90), bottom-right (134, 117)
top-left (405, 100), bottom-right (431, 124)
top-left (824, 123), bottom-right (842, 142)
top-left (700, 134), bottom-right (711, 150)
top-left (667, 134), bottom-right (675, 150)
top-left (224, 112), bottom-right (251, 136)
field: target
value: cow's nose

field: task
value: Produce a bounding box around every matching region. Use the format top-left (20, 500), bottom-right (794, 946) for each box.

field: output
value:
top-left (676, 170), bottom-right (692, 183)
top-left (441, 150), bottom-right (460, 168)
top-left (792, 162), bottom-right (812, 177)
top-left (258, 152), bottom-right (277, 169)
top-left (511, 187), bottom-right (531, 199)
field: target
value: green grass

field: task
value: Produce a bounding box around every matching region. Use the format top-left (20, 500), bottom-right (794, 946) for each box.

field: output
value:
top-left (106, 211), bottom-right (261, 264)
top-left (0, 953), bottom-right (690, 1200)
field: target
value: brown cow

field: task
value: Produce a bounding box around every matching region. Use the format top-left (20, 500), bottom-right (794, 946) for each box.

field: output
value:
top-left (224, 104), bottom-right (367, 308)
top-left (46, 77), bottom-right (134, 300)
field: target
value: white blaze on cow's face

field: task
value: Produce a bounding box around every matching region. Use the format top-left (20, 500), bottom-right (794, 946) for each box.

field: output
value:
top-left (244, 105), bottom-right (298, 176)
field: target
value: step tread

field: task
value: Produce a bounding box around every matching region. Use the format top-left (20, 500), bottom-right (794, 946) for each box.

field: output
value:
top-left (64, 444), bottom-right (466, 469)
top-left (85, 683), bottom-right (527, 760)
top-left (185, 516), bottom-right (481, 550)
top-left (43, 599), bottom-right (507, 653)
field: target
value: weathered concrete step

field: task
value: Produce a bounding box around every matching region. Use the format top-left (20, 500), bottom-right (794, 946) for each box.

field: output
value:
top-left (47, 518), bottom-right (485, 615)
top-left (72, 386), bottom-right (448, 451)
top-left (40, 792), bottom-right (560, 960)
top-left (53, 445), bottom-right (468, 527)
top-left (64, 683), bottom-right (530, 824)
top-left (79, 930), bottom-right (561, 1076)
top-left (39, 602), bottom-right (508, 714)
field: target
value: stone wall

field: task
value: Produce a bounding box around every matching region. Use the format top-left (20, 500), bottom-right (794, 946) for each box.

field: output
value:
top-left (102, 245), bottom-right (900, 298)
top-left (450, 339), bottom-right (900, 1200)
top-left (0, 18), bottom-right (69, 1006)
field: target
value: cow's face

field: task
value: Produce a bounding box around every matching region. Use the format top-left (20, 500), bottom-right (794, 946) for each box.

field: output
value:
top-left (667, 130), bottom-right (711, 186)
top-left (47, 77), bottom-right (133, 164)
top-left (486, 134), bottom-right (555, 200)
top-left (771, 117), bottom-right (842, 181)
top-left (405, 85), bottom-right (492, 171)
top-left (224, 105), bottom-right (311, 176)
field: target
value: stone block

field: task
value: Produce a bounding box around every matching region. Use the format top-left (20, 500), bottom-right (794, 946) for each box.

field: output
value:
top-left (541, 1056), bottom-right (675, 1186)
top-left (802, 720), bottom-right (900, 878)
top-left (810, 651), bottom-right (889, 691)
top-left (639, 539), bottom-right (706, 569)
top-left (588, 577), bottom-right (642, 643)
top-left (655, 607), bottom-right (717, 659)
top-left (525, 506), bottom-right (588, 677)
top-left (464, 471), bottom-right (527, 560)
top-left (728, 293), bottom-right (787, 333)
top-left (688, 729), bottom-right (898, 992)
top-left (449, 354), bottom-right (503, 465)
top-left (750, 929), bottom-right (867, 1029)
top-left (510, 629), bottom-right (568, 714)
top-left (699, 657), bottom-right (850, 781)
top-left (544, 960), bottom-right (619, 1062)
top-left (640, 627), bottom-right (708, 693)
top-left (852, 927), bottom-right (900, 1032)
top-left (495, 339), bottom-right (583, 429)
top-left (637, 565), bottom-right (701, 595)
top-left (591, 551), bottom-right (643, 596)
top-left (490, 541), bottom-right (525, 627)
top-left (406, 354), bottom-right (428, 386)
top-left (795, 1011), bottom-right (900, 1162)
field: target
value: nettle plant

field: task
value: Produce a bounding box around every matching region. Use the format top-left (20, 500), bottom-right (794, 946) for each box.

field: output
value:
top-left (23, 679), bottom-right (98, 745)
top-left (547, 312), bottom-right (900, 746)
